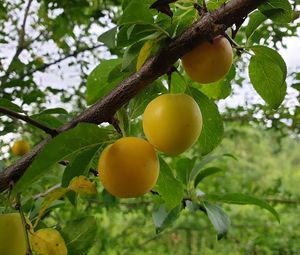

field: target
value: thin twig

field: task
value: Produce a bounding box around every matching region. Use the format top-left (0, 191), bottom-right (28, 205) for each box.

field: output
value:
top-left (0, 107), bottom-right (57, 136)
top-left (1, 0), bottom-right (34, 83)
top-left (19, 43), bottom-right (104, 79)
top-left (15, 193), bottom-right (32, 255)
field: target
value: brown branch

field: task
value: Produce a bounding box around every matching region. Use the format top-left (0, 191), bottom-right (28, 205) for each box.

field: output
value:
top-left (0, 0), bottom-right (267, 192)
top-left (0, 107), bottom-right (57, 136)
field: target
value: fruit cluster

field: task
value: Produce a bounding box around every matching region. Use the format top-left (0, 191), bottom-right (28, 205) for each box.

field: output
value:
top-left (98, 36), bottom-right (233, 198)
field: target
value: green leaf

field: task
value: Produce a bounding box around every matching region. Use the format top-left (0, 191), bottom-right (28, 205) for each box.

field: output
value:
top-left (128, 81), bottom-right (165, 119)
top-left (190, 88), bottom-right (224, 156)
top-left (245, 11), bottom-right (267, 39)
top-left (207, 0), bottom-right (227, 10)
top-left (189, 154), bottom-right (232, 182)
top-left (152, 204), bottom-right (181, 234)
top-left (259, 0), bottom-right (292, 23)
top-left (292, 83), bottom-right (300, 92)
top-left (14, 123), bottom-right (111, 192)
top-left (39, 108), bottom-right (68, 115)
top-left (98, 26), bottom-right (117, 49)
top-left (203, 201), bottom-right (231, 240)
top-left (119, 0), bottom-right (153, 25)
top-left (86, 59), bottom-right (122, 105)
top-left (175, 157), bottom-right (197, 186)
top-left (0, 99), bottom-right (24, 113)
top-left (102, 189), bottom-right (119, 208)
top-left (198, 66), bottom-right (235, 100)
top-left (62, 146), bottom-right (100, 187)
top-left (194, 167), bottom-right (223, 187)
top-left (121, 41), bottom-right (144, 71)
top-left (136, 40), bottom-right (155, 71)
top-left (34, 187), bottom-right (69, 228)
top-left (251, 46), bottom-right (287, 79)
top-left (206, 193), bottom-right (280, 222)
top-left (155, 157), bottom-right (184, 209)
top-left (61, 216), bottom-right (98, 255)
top-left (30, 114), bottom-right (64, 129)
top-left (249, 46), bottom-right (287, 109)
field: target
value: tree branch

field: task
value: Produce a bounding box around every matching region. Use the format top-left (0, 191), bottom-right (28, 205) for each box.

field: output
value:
top-left (0, 0), bottom-right (33, 83)
top-left (0, 107), bottom-right (57, 136)
top-left (19, 43), bottom-right (104, 79)
top-left (0, 0), bottom-right (267, 192)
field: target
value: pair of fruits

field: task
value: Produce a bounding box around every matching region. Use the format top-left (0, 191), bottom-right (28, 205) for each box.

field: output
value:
top-left (0, 213), bottom-right (67, 255)
top-left (98, 94), bottom-right (202, 198)
top-left (98, 36), bottom-right (233, 199)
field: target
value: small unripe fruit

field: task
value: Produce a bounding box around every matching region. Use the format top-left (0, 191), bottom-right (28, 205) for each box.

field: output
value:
top-left (98, 137), bottom-right (159, 198)
top-left (11, 140), bottom-right (30, 156)
top-left (31, 228), bottom-right (67, 255)
top-left (181, 36), bottom-right (233, 84)
top-left (143, 93), bottom-right (202, 155)
top-left (0, 213), bottom-right (28, 255)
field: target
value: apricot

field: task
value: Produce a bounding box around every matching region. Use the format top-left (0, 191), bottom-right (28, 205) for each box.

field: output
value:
top-left (0, 213), bottom-right (28, 255)
top-left (98, 137), bottom-right (159, 198)
top-left (143, 93), bottom-right (202, 155)
top-left (11, 139), bottom-right (30, 156)
top-left (181, 36), bottom-right (233, 84)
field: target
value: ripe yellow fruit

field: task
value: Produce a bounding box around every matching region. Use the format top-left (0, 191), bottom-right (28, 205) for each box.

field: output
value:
top-left (31, 228), bottom-right (67, 255)
top-left (0, 213), bottom-right (28, 255)
top-left (143, 93), bottom-right (202, 155)
top-left (181, 36), bottom-right (233, 84)
top-left (11, 139), bottom-right (30, 156)
top-left (98, 137), bottom-right (159, 198)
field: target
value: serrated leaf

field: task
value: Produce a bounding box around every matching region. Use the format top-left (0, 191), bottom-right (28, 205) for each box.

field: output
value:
top-left (246, 11), bottom-right (267, 39)
top-left (61, 216), bottom-right (98, 255)
top-left (136, 40), bottom-right (154, 71)
top-left (203, 201), bottom-right (231, 240)
top-left (259, 0), bottom-right (292, 23)
top-left (34, 187), bottom-right (69, 228)
top-left (155, 157), bottom-right (184, 209)
top-left (194, 167), bottom-right (223, 187)
top-left (86, 59), bottom-right (122, 105)
top-left (14, 123), bottom-right (110, 192)
top-left (152, 204), bottom-right (181, 233)
top-left (249, 46), bottom-right (287, 109)
top-left (0, 99), bottom-right (24, 113)
top-left (62, 146), bottom-right (99, 187)
top-left (206, 193), bottom-right (280, 222)
top-left (68, 176), bottom-right (97, 195)
top-left (190, 88), bottom-right (224, 156)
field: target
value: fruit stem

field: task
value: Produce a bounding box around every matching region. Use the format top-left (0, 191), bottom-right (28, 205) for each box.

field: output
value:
top-left (15, 193), bottom-right (32, 255)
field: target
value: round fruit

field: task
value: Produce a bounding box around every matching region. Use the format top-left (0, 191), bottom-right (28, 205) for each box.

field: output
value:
top-left (181, 36), bottom-right (233, 84)
top-left (31, 228), bottom-right (67, 255)
top-left (98, 137), bottom-right (159, 198)
top-left (11, 139), bottom-right (30, 156)
top-left (143, 93), bottom-right (202, 155)
top-left (0, 213), bottom-right (28, 255)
